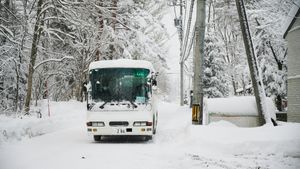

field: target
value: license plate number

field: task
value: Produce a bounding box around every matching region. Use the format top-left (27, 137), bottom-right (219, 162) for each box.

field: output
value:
top-left (115, 128), bottom-right (126, 134)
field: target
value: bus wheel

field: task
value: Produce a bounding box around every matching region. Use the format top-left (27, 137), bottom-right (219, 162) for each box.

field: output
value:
top-left (94, 135), bottom-right (101, 142)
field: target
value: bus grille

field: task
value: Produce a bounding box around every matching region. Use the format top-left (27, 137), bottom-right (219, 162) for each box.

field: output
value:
top-left (109, 121), bottom-right (129, 126)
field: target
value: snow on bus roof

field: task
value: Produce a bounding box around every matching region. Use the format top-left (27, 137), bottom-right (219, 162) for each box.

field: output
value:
top-left (89, 59), bottom-right (155, 72)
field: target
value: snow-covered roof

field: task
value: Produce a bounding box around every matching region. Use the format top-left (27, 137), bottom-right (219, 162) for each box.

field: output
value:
top-left (89, 59), bottom-right (155, 72)
top-left (282, 0), bottom-right (300, 38)
top-left (207, 96), bottom-right (276, 116)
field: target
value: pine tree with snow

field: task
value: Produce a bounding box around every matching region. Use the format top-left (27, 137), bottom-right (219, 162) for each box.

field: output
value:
top-left (203, 33), bottom-right (229, 98)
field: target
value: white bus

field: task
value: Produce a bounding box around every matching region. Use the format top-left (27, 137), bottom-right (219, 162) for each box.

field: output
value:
top-left (86, 59), bottom-right (158, 141)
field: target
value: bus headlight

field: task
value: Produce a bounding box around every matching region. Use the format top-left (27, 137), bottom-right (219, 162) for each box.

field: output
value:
top-left (133, 121), bottom-right (152, 126)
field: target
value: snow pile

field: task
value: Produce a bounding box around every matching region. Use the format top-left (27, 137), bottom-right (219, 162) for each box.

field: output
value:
top-left (207, 96), bottom-right (276, 116)
top-left (156, 101), bottom-right (300, 157)
top-left (0, 115), bottom-right (48, 144)
top-left (185, 122), bottom-right (300, 156)
top-left (208, 120), bottom-right (238, 127)
top-left (0, 100), bottom-right (85, 144)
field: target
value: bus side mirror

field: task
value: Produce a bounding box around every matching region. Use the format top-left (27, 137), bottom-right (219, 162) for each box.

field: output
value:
top-left (82, 81), bottom-right (87, 93)
top-left (152, 79), bottom-right (157, 86)
top-left (151, 72), bottom-right (158, 86)
top-left (152, 80), bottom-right (158, 92)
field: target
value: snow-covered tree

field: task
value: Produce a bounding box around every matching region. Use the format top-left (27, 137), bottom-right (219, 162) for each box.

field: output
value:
top-left (209, 0), bottom-right (250, 96)
top-left (246, 0), bottom-right (293, 110)
top-left (0, 0), bottom-right (29, 112)
top-left (0, 0), bottom-right (170, 113)
top-left (203, 33), bottom-right (229, 98)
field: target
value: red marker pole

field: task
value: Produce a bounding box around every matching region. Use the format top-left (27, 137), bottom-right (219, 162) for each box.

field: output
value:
top-left (46, 80), bottom-right (50, 117)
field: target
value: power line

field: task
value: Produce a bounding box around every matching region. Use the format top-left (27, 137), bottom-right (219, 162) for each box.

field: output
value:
top-left (180, 0), bottom-right (195, 62)
top-left (173, 4), bottom-right (178, 19)
top-left (171, 0), bottom-right (196, 106)
top-left (179, 0), bottom-right (184, 106)
top-left (182, 24), bottom-right (196, 62)
top-left (183, 0), bottom-right (188, 33)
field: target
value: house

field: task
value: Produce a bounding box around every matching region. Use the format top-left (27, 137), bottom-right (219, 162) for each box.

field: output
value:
top-left (283, 1), bottom-right (300, 123)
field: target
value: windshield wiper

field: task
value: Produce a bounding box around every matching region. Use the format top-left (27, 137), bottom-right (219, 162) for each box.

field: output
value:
top-left (99, 101), bottom-right (109, 109)
top-left (87, 103), bottom-right (95, 110)
top-left (99, 100), bottom-right (137, 109)
top-left (129, 101), bottom-right (138, 109)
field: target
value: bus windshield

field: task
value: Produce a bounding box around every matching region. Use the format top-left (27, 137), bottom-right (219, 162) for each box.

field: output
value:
top-left (89, 68), bottom-right (150, 103)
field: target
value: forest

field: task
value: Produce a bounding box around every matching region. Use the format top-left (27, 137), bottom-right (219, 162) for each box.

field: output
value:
top-left (0, 0), bottom-right (293, 114)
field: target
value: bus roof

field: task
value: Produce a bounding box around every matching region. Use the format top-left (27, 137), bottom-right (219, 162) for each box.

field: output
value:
top-left (89, 59), bottom-right (155, 72)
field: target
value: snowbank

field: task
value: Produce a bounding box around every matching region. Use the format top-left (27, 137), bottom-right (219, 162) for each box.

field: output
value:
top-left (205, 96), bottom-right (277, 127)
top-left (185, 122), bottom-right (300, 156)
top-left (156, 101), bottom-right (300, 157)
top-left (0, 100), bottom-right (85, 144)
top-left (207, 96), bottom-right (276, 116)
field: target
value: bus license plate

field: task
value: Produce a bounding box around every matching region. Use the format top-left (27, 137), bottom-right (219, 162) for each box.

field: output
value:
top-left (115, 128), bottom-right (125, 134)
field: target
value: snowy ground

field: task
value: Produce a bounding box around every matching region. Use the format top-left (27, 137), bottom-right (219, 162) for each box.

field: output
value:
top-left (0, 100), bottom-right (300, 169)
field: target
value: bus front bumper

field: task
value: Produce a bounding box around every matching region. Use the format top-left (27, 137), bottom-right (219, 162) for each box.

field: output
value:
top-left (87, 126), bottom-right (153, 136)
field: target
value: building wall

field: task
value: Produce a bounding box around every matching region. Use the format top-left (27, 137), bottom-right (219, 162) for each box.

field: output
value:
top-left (288, 78), bottom-right (300, 122)
top-left (287, 13), bottom-right (300, 122)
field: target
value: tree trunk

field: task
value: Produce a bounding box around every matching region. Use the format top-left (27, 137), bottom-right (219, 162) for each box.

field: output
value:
top-left (111, 0), bottom-right (117, 30)
top-left (241, 73), bottom-right (247, 96)
top-left (268, 41), bottom-right (283, 71)
top-left (276, 95), bottom-right (283, 112)
top-left (16, 13), bottom-right (28, 112)
top-left (13, 60), bottom-right (19, 112)
top-left (231, 75), bottom-right (237, 95)
top-left (109, 0), bottom-right (118, 59)
top-left (96, 0), bottom-right (104, 61)
top-left (24, 0), bottom-right (44, 112)
top-left (99, 0), bottom-right (104, 30)
top-left (255, 18), bottom-right (284, 72)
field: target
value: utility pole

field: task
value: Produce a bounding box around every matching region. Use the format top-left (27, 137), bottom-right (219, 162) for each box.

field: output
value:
top-left (192, 0), bottom-right (205, 125)
top-left (170, 0), bottom-right (184, 106)
top-left (179, 0), bottom-right (184, 106)
top-left (235, 0), bottom-right (273, 125)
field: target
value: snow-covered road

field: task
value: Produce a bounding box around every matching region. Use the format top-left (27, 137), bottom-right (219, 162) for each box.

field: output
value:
top-left (0, 101), bottom-right (300, 169)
